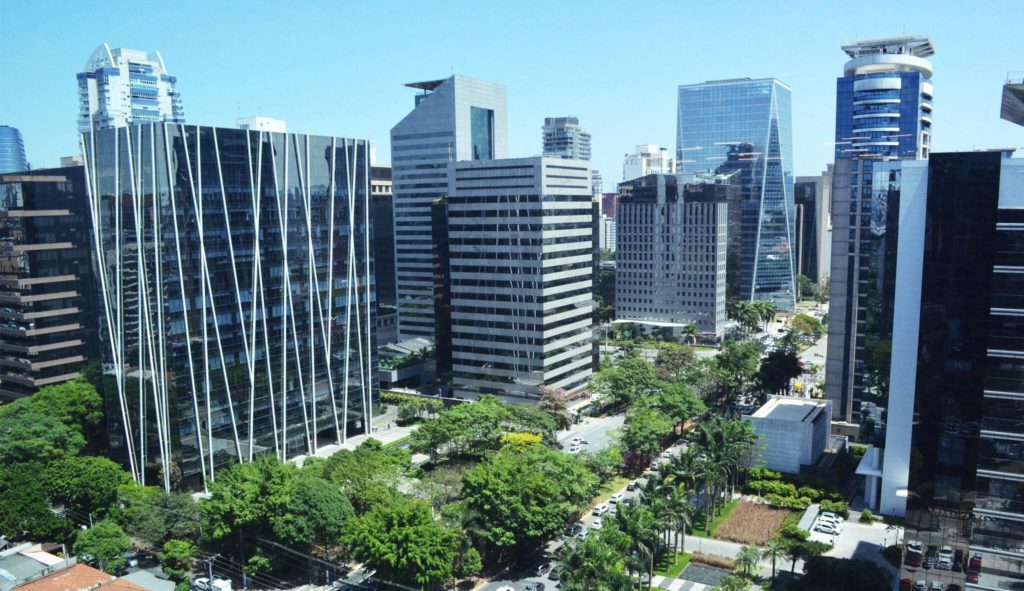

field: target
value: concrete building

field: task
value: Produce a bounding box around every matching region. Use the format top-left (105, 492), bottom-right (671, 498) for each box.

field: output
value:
top-left (745, 396), bottom-right (832, 474)
top-left (82, 124), bottom-right (378, 491)
top-left (0, 126), bottom-right (28, 174)
top-left (623, 144), bottom-right (675, 181)
top-left (0, 167), bottom-right (98, 401)
top-left (77, 44), bottom-right (184, 132)
top-left (391, 76), bottom-right (507, 340)
top-left (59, 156), bottom-right (83, 167)
top-left (599, 214), bottom-right (616, 253)
top-left (235, 116), bottom-right (286, 132)
top-left (601, 192), bottom-right (619, 219)
top-left (615, 174), bottom-right (730, 337)
top-left (437, 157), bottom-right (595, 402)
top-left (677, 78), bottom-right (796, 312)
top-left (591, 169), bottom-right (602, 196)
top-left (542, 116), bottom-right (591, 161)
top-left (1001, 71), bottom-right (1024, 126)
top-left (826, 35), bottom-right (935, 425)
top-left (794, 166), bottom-right (832, 284)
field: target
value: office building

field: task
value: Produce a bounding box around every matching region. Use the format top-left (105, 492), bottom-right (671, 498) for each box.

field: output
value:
top-left (81, 124), bottom-right (378, 491)
top-left (599, 215), bottom-right (616, 253)
top-left (77, 44), bottom-right (184, 132)
top-left (0, 167), bottom-right (97, 401)
top-left (0, 126), bottom-right (28, 174)
top-left (542, 116), bottom-right (591, 161)
top-left (591, 169), bottom-right (602, 196)
top-left (1002, 71), bottom-right (1024, 126)
top-left (370, 166), bottom-right (397, 344)
top-left (60, 156), bottom-right (84, 167)
top-left (390, 75), bottom-right (507, 340)
top-left (851, 152), bottom-right (1023, 590)
top-left (616, 174), bottom-right (730, 337)
top-left (437, 157), bottom-right (595, 402)
top-left (601, 192), bottom-right (619, 219)
top-left (236, 116), bottom-right (286, 133)
top-left (794, 166), bottom-right (832, 284)
top-left (677, 78), bottom-right (796, 311)
top-left (623, 144), bottom-right (675, 181)
top-left (744, 397), bottom-right (832, 474)
top-left (825, 35), bottom-right (935, 424)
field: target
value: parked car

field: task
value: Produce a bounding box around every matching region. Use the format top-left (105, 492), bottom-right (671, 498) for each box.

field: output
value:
top-left (906, 540), bottom-right (923, 567)
top-left (815, 522), bottom-right (836, 535)
top-left (592, 504), bottom-right (609, 516)
top-left (912, 581), bottom-right (926, 591)
top-left (568, 444), bottom-right (581, 453)
top-left (899, 579), bottom-right (912, 591)
top-left (968, 554), bottom-right (982, 573)
top-left (924, 547), bottom-right (937, 569)
top-left (937, 546), bottom-right (954, 570)
top-left (609, 493), bottom-right (625, 504)
top-left (523, 584), bottom-right (546, 591)
top-left (626, 480), bottom-right (639, 491)
top-left (953, 549), bottom-right (964, 572)
top-left (577, 529), bottom-right (589, 540)
top-left (591, 518), bottom-right (603, 530)
top-left (534, 562), bottom-right (552, 576)
top-left (929, 582), bottom-right (942, 591)
top-left (564, 523), bottom-right (584, 537)
top-left (608, 504), bottom-right (617, 517)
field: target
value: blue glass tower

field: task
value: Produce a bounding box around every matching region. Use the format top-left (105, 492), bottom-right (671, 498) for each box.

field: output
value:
top-left (825, 35), bottom-right (935, 424)
top-left (0, 125), bottom-right (28, 173)
top-left (677, 78), bottom-right (796, 312)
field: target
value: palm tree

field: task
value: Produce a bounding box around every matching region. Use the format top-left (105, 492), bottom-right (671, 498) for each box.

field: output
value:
top-left (787, 540), bottom-right (806, 576)
top-left (666, 487), bottom-right (695, 555)
top-left (735, 545), bottom-right (760, 579)
top-left (680, 323), bottom-right (701, 345)
top-left (614, 502), bottom-right (660, 589)
top-left (757, 300), bottom-right (777, 331)
top-left (761, 536), bottom-right (788, 583)
top-left (714, 575), bottom-right (750, 591)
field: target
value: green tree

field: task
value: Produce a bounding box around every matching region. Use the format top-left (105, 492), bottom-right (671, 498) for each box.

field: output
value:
top-left (797, 274), bottom-right (817, 300)
top-left (409, 396), bottom-right (555, 461)
top-left (461, 444), bottom-right (597, 563)
top-left (582, 446), bottom-right (623, 483)
top-left (344, 495), bottom-right (460, 588)
top-left (620, 406), bottom-right (673, 467)
top-left (0, 462), bottom-right (68, 540)
top-left (590, 355), bottom-right (657, 410)
top-left (74, 519), bottom-right (131, 574)
top-left (756, 349), bottom-right (804, 395)
top-left (715, 340), bottom-right (762, 395)
top-left (654, 381), bottom-right (706, 431)
top-left (45, 456), bottom-right (132, 521)
top-left (654, 344), bottom-right (696, 381)
top-left (735, 544), bottom-right (760, 579)
top-left (761, 536), bottom-right (787, 583)
top-left (714, 575), bottom-right (750, 591)
top-left (0, 405), bottom-right (85, 464)
top-left (539, 387), bottom-right (573, 430)
top-left (790, 313), bottom-right (825, 339)
top-left (559, 528), bottom-right (634, 591)
top-left (0, 380), bottom-right (104, 444)
top-left (274, 477), bottom-right (353, 551)
top-left (320, 439), bottom-right (410, 513)
top-left (158, 539), bottom-right (196, 583)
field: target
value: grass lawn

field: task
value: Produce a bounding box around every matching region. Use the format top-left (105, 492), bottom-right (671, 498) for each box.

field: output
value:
top-left (690, 499), bottom-right (739, 538)
top-left (592, 475), bottom-right (632, 505)
top-left (654, 550), bottom-right (691, 577)
top-left (383, 434), bottom-right (412, 448)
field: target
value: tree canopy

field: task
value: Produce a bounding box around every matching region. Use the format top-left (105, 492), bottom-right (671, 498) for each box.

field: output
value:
top-left (74, 519), bottom-right (131, 574)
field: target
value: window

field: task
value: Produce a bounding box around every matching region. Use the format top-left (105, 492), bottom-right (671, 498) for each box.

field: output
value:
top-left (470, 107), bottom-right (494, 160)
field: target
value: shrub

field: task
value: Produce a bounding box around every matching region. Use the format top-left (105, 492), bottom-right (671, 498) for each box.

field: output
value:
top-left (859, 509), bottom-right (874, 524)
top-left (765, 494), bottom-right (810, 510)
top-left (798, 486), bottom-right (822, 501)
top-left (691, 552), bottom-right (736, 570)
top-left (820, 500), bottom-right (850, 519)
top-left (747, 467), bottom-right (782, 481)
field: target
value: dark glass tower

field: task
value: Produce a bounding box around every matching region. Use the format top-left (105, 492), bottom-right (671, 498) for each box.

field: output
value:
top-left (677, 78), bottom-right (796, 311)
top-left (81, 124), bottom-right (378, 491)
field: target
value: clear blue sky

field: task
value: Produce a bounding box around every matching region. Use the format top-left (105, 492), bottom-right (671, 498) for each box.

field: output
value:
top-left (2, 0), bottom-right (1022, 187)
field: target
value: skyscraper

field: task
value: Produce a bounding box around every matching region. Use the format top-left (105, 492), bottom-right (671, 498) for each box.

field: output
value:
top-left (794, 167), bottom-right (832, 285)
top-left (856, 152), bottom-right (1023, 590)
top-left (825, 35), bottom-right (935, 425)
top-left (677, 78), bottom-right (796, 311)
top-left (0, 167), bottom-right (98, 401)
top-left (77, 43), bottom-right (185, 133)
top-left (436, 157), bottom-right (595, 402)
top-left (0, 126), bottom-right (28, 173)
top-left (542, 116), bottom-right (591, 161)
top-left (81, 124), bottom-right (377, 491)
top-left (390, 76), bottom-right (507, 340)
top-left (622, 144), bottom-right (675, 181)
top-left (616, 174), bottom-right (730, 337)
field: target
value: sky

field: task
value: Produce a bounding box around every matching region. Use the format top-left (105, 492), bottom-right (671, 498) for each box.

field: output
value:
top-left (2, 0), bottom-right (1023, 189)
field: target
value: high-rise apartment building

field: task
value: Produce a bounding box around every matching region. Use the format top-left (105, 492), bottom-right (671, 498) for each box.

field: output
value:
top-left (677, 78), bottom-right (796, 311)
top-left (0, 126), bottom-right (28, 174)
top-left (591, 169), bottom-right (603, 197)
top-left (0, 167), bottom-right (98, 401)
top-left (599, 215), bottom-right (616, 253)
top-left (436, 157), bottom-right (595, 402)
top-left (623, 144), bottom-right (675, 181)
top-left (794, 166), bottom-right (832, 284)
top-left (853, 152), bottom-right (1023, 590)
top-left (616, 174), bottom-right (730, 337)
top-left (390, 76), bottom-right (507, 340)
top-left (542, 116), bottom-right (591, 161)
top-left (826, 35), bottom-right (935, 424)
top-left (81, 124), bottom-right (378, 491)
top-left (77, 44), bottom-right (185, 133)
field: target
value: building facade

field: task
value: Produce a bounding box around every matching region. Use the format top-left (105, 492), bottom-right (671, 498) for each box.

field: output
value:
top-left (744, 397), bottom-right (832, 474)
top-left (861, 152), bottom-right (1024, 590)
top-left (0, 126), bottom-right (28, 174)
top-left (601, 192), bottom-right (619, 220)
top-left (0, 167), bottom-right (98, 401)
top-left (677, 78), bottom-right (796, 311)
top-left (77, 44), bottom-right (185, 133)
top-left (439, 157), bottom-right (595, 402)
top-left (542, 116), bottom-right (591, 161)
top-left (615, 174), bottom-right (730, 336)
top-left (599, 214), bottom-right (616, 253)
top-left (81, 124), bottom-right (378, 491)
top-left (623, 144), bottom-right (675, 181)
top-left (236, 116), bottom-right (287, 133)
top-left (825, 35), bottom-right (935, 424)
top-left (390, 76), bottom-right (507, 340)
top-left (794, 166), bottom-right (832, 284)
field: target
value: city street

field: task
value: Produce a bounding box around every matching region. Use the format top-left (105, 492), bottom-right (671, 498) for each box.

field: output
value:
top-left (557, 412), bottom-right (625, 453)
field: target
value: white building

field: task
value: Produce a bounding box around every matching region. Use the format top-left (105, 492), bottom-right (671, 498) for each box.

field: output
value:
top-left (443, 157), bottom-right (595, 402)
top-left (542, 116), bottom-right (591, 161)
top-left (623, 144), bottom-right (675, 181)
top-left (236, 116), bottom-right (287, 133)
top-left (599, 214), bottom-right (616, 252)
top-left (744, 397), bottom-right (832, 474)
top-left (77, 43), bottom-right (184, 132)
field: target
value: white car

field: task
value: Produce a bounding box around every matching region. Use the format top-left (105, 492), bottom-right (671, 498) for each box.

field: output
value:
top-left (568, 444), bottom-right (582, 453)
top-left (820, 511), bottom-right (842, 523)
top-left (591, 518), bottom-right (603, 530)
top-left (937, 546), bottom-right (954, 570)
top-left (815, 522), bottom-right (837, 535)
top-left (607, 504), bottom-right (617, 516)
top-left (661, 449), bottom-right (673, 458)
top-left (592, 504), bottom-right (609, 516)
top-left (609, 493), bottom-right (625, 504)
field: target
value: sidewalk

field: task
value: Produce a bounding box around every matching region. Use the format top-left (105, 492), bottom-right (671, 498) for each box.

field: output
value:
top-left (291, 408), bottom-right (422, 467)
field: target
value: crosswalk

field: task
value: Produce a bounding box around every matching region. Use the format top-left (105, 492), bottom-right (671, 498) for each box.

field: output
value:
top-left (650, 576), bottom-right (710, 590)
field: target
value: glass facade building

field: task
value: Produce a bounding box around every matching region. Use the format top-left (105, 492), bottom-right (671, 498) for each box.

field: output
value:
top-left (390, 76), bottom-right (507, 340)
top-left (81, 124), bottom-right (378, 491)
top-left (77, 44), bottom-right (185, 133)
top-left (873, 152), bottom-right (1024, 590)
top-left (0, 126), bottom-right (28, 174)
top-left (0, 167), bottom-right (98, 401)
top-left (677, 78), bottom-right (796, 311)
top-left (826, 35), bottom-right (935, 425)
